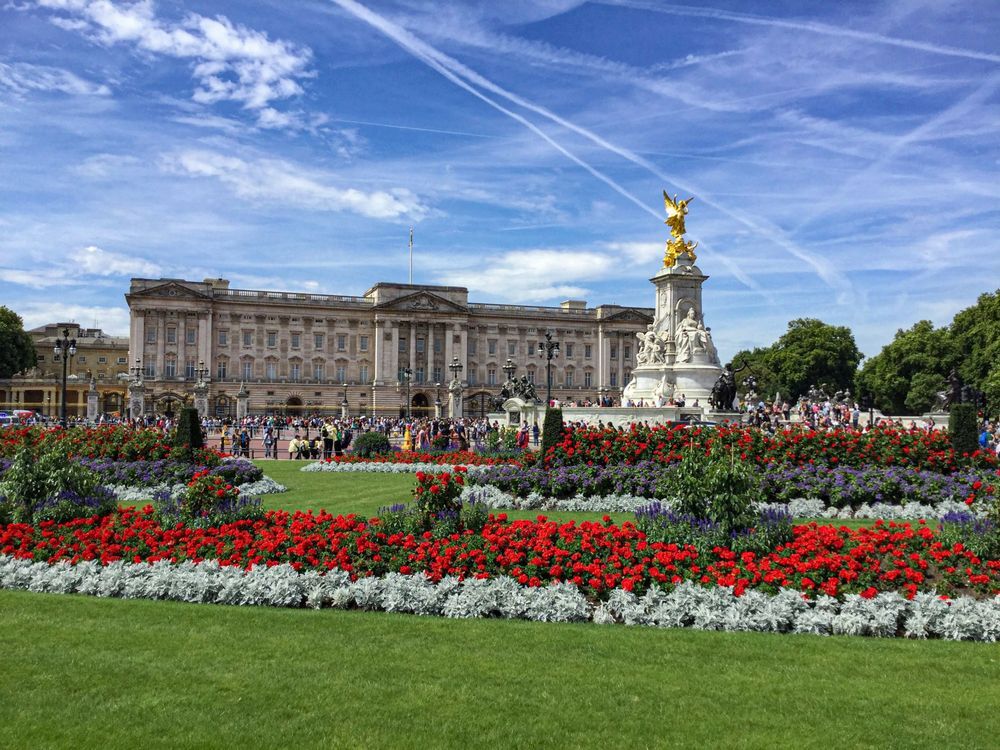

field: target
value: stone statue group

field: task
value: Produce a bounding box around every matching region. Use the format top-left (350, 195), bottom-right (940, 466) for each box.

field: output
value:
top-left (636, 307), bottom-right (718, 366)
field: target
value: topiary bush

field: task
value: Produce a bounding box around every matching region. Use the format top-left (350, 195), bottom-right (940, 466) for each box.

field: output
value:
top-left (172, 407), bottom-right (204, 458)
top-left (949, 402), bottom-right (979, 458)
top-left (540, 407), bottom-right (564, 467)
top-left (352, 430), bottom-right (393, 458)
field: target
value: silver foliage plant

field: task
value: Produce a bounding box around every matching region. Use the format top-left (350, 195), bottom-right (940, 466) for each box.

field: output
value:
top-left (3, 554), bottom-right (999, 641)
top-left (459, 486), bottom-right (983, 520)
top-left (108, 476), bottom-right (287, 505)
top-left (302, 461), bottom-right (491, 476)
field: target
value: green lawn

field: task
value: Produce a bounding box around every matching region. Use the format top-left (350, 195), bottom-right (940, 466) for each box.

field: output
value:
top-left (2, 589), bottom-right (997, 749)
top-left (255, 461), bottom-right (876, 527)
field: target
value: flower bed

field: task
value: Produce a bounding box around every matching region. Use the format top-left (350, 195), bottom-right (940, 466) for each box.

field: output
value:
top-left (3, 509), bottom-right (999, 602)
top-left (0, 425), bottom-right (222, 465)
top-left (467, 462), bottom-right (998, 510)
top-left (547, 424), bottom-right (997, 473)
top-left (320, 450), bottom-right (531, 467)
top-left (4, 556), bottom-right (1000, 640)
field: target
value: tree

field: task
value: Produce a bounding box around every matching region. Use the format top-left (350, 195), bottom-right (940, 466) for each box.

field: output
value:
top-left (854, 320), bottom-right (958, 415)
top-left (763, 319), bottom-right (863, 401)
top-left (950, 290), bottom-right (1000, 412)
top-left (539, 407), bottom-right (564, 467)
top-left (0, 307), bottom-right (36, 379)
top-left (728, 347), bottom-right (780, 403)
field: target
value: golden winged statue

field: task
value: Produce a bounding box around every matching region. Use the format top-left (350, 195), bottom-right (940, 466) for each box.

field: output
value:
top-left (662, 191), bottom-right (698, 267)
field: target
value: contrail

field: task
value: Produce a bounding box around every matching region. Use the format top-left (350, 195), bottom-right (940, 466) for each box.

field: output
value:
top-left (604, 1), bottom-right (1000, 65)
top-left (329, 0), bottom-right (846, 293)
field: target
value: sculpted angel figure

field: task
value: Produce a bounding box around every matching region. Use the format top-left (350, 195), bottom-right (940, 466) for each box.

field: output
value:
top-left (663, 191), bottom-right (693, 238)
top-left (636, 325), bottom-right (661, 365)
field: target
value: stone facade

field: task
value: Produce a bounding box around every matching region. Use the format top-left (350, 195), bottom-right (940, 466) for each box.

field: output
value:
top-left (0, 323), bottom-right (131, 418)
top-left (125, 277), bottom-right (654, 418)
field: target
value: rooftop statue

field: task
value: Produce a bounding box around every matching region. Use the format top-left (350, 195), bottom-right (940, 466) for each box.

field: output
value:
top-left (663, 191), bottom-right (699, 268)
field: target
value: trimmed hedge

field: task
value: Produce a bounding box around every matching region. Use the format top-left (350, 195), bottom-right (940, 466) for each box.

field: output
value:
top-left (950, 402), bottom-right (978, 457)
top-left (540, 407), bottom-right (563, 467)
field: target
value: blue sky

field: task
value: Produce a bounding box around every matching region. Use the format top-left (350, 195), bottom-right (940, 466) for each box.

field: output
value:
top-left (1, 0), bottom-right (998, 364)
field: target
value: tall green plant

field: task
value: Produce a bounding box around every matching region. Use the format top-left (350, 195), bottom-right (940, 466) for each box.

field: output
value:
top-left (949, 402), bottom-right (979, 457)
top-left (539, 407), bottom-right (563, 466)
top-left (173, 407), bottom-right (204, 457)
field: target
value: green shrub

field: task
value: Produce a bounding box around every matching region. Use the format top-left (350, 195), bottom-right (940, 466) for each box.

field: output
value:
top-left (539, 407), bottom-right (564, 467)
top-left (0, 440), bottom-right (114, 524)
top-left (352, 430), bottom-right (393, 458)
top-left (949, 402), bottom-right (979, 457)
top-left (672, 446), bottom-right (758, 534)
top-left (172, 407), bottom-right (204, 458)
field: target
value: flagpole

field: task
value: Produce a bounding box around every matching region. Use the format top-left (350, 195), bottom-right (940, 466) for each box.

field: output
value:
top-left (408, 227), bottom-right (413, 284)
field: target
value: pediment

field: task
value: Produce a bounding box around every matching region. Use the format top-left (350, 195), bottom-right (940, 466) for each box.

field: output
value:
top-left (130, 282), bottom-right (210, 300)
top-left (376, 291), bottom-right (467, 313)
top-left (603, 308), bottom-right (654, 324)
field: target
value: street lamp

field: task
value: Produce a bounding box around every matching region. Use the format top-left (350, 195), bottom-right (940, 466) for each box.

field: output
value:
top-left (448, 356), bottom-right (464, 382)
top-left (537, 331), bottom-right (560, 406)
top-left (401, 367), bottom-right (412, 419)
top-left (53, 328), bottom-right (77, 427)
top-left (341, 382), bottom-right (349, 418)
top-left (502, 357), bottom-right (516, 383)
top-left (130, 358), bottom-right (143, 381)
top-left (435, 382), bottom-right (442, 417)
top-left (195, 360), bottom-right (209, 384)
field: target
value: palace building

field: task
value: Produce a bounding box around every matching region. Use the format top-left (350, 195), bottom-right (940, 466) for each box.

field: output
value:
top-left (121, 276), bottom-right (654, 418)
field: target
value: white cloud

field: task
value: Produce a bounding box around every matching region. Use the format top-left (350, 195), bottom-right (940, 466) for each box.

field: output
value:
top-left (0, 61), bottom-right (110, 96)
top-left (438, 249), bottom-right (613, 301)
top-left (0, 268), bottom-right (69, 288)
top-left (31, 0), bottom-right (313, 114)
top-left (72, 154), bottom-right (140, 178)
top-left (69, 245), bottom-right (162, 277)
top-left (17, 301), bottom-right (131, 336)
top-left (161, 149), bottom-right (429, 220)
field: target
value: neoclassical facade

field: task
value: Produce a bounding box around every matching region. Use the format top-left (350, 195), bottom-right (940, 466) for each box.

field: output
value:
top-left (125, 277), bottom-right (654, 418)
top-left (0, 323), bottom-right (131, 418)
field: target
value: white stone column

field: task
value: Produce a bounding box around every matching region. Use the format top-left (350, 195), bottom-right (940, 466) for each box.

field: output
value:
top-left (198, 315), bottom-right (210, 370)
top-left (426, 322), bottom-right (434, 382)
top-left (458, 325), bottom-right (468, 384)
top-left (373, 319), bottom-right (383, 385)
top-left (130, 313), bottom-right (144, 367)
top-left (596, 325), bottom-right (605, 395)
top-left (155, 312), bottom-right (166, 379)
top-left (444, 322), bottom-right (454, 375)
top-left (390, 321), bottom-right (400, 382)
top-left (616, 332), bottom-right (624, 393)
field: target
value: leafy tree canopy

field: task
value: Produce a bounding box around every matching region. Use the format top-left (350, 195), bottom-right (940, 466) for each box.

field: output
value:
top-left (763, 318), bottom-right (863, 401)
top-left (0, 307), bottom-right (36, 379)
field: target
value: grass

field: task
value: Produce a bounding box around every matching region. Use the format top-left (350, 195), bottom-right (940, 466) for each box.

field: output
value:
top-left (3, 589), bottom-right (999, 749)
top-left (254, 460), bottom-right (878, 527)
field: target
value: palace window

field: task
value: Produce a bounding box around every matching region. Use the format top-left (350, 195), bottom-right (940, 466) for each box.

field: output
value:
top-left (291, 333), bottom-right (301, 349)
top-left (433, 337), bottom-right (442, 354)
top-left (165, 358), bottom-right (176, 378)
top-left (399, 337), bottom-right (407, 352)
top-left (216, 361), bottom-right (227, 379)
top-left (219, 331), bottom-right (228, 347)
top-left (185, 360), bottom-right (195, 379)
top-left (98, 356), bottom-right (107, 364)
top-left (186, 329), bottom-right (196, 345)
top-left (468, 340), bottom-right (477, 355)
top-left (243, 361), bottom-right (253, 380)
top-left (243, 331), bottom-right (253, 347)
top-left (416, 338), bottom-right (425, 354)
top-left (585, 344), bottom-right (592, 359)
top-left (566, 343), bottom-right (574, 358)
top-left (610, 344), bottom-right (618, 360)
top-left (336, 365), bottom-right (346, 382)
top-left (360, 335), bottom-right (369, 352)
top-left (359, 365), bottom-right (369, 383)
top-left (468, 370), bottom-right (477, 385)
top-left (566, 371), bottom-right (574, 387)
top-left (313, 363), bottom-right (324, 381)
top-left (267, 332), bottom-right (277, 348)
top-left (610, 372), bottom-right (618, 387)
top-left (584, 372), bottom-right (592, 387)
top-left (487, 368), bottom-right (497, 385)
top-left (624, 345), bottom-right (631, 361)
top-left (266, 362), bottom-right (277, 380)
top-left (508, 341), bottom-right (517, 356)
top-left (145, 358), bottom-right (156, 378)
top-left (146, 329), bottom-right (156, 344)
top-left (415, 367), bottom-right (425, 383)
top-left (290, 364), bottom-right (301, 382)
top-left (337, 334), bottom-right (347, 352)
top-left (488, 340), bottom-right (497, 355)
top-left (166, 327), bottom-right (176, 344)
top-left (314, 333), bottom-right (324, 350)
top-left (118, 357), bottom-right (127, 364)
top-left (527, 370), bottom-right (535, 384)
top-left (433, 367), bottom-right (442, 383)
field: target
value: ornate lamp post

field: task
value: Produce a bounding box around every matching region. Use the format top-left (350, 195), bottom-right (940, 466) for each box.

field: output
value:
top-left (53, 327), bottom-right (77, 427)
top-left (401, 367), bottom-right (412, 419)
top-left (341, 382), bottom-right (349, 419)
top-left (502, 357), bottom-right (516, 383)
top-left (447, 356), bottom-right (464, 419)
top-left (193, 360), bottom-right (210, 420)
top-left (537, 331), bottom-right (560, 406)
top-left (434, 382), bottom-right (443, 419)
